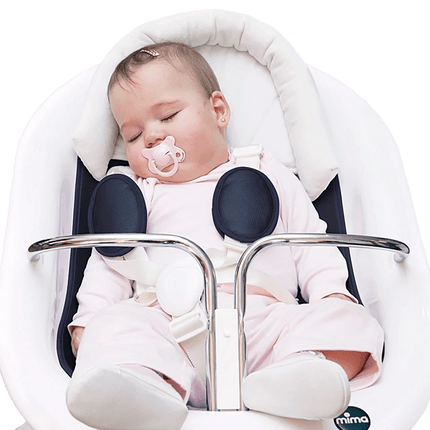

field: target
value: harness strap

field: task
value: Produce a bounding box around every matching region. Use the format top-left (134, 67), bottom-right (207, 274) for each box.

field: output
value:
top-left (103, 247), bottom-right (163, 305)
top-left (207, 248), bottom-right (298, 306)
top-left (91, 146), bottom-right (295, 390)
top-left (169, 302), bottom-right (207, 383)
top-left (232, 144), bottom-right (263, 168)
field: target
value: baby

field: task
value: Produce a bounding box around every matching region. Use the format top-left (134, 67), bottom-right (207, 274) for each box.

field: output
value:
top-left (66, 43), bottom-right (384, 430)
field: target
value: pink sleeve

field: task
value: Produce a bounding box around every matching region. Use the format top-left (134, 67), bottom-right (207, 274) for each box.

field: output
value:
top-left (265, 155), bottom-right (356, 303)
top-left (68, 249), bottom-right (133, 331)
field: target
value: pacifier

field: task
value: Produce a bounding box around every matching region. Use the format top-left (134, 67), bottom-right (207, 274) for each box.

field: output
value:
top-left (141, 136), bottom-right (185, 177)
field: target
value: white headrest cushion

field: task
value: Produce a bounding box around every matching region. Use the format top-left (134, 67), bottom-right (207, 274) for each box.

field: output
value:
top-left (72, 10), bottom-right (338, 200)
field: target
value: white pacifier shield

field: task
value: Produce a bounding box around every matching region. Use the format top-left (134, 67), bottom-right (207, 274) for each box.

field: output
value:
top-left (141, 136), bottom-right (185, 177)
top-left (156, 259), bottom-right (204, 317)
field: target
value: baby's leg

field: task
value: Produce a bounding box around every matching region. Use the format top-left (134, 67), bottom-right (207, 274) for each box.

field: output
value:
top-left (67, 364), bottom-right (188, 430)
top-left (319, 350), bottom-right (370, 381)
top-left (246, 295), bottom-right (384, 390)
top-left (66, 298), bottom-right (197, 430)
top-left (242, 295), bottom-right (384, 420)
top-left (123, 363), bottom-right (187, 400)
top-left (70, 298), bottom-right (196, 397)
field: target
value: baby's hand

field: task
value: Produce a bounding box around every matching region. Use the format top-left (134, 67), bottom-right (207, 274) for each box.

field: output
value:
top-left (323, 293), bottom-right (355, 302)
top-left (71, 326), bottom-right (85, 357)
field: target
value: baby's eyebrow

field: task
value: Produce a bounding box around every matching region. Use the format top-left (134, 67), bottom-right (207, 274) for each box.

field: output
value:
top-left (152, 100), bottom-right (181, 109)
top-left (119, 100), bottom-right (182, 133)
top-left (120, 123), bottom-right (139, 134)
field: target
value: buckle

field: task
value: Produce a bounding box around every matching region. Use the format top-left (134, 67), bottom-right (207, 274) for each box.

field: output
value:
top-left (169, 304), bottom-right (208, 343)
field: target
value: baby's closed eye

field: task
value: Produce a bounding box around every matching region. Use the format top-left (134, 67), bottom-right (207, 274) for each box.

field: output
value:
top-left (161, 111), bottom-right (180, 122)
top-left (126, 132), bottom-right (142, 143)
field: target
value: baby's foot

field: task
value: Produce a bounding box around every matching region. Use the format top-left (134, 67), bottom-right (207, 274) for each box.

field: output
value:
top-left (66, 365), bottom-right (188, 430)
top-left (241, 351), bottom-right (350, 420)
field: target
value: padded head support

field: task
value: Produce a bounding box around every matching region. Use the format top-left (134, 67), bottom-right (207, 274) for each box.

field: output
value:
top-left (72, 11), bottom-right (338, 200)
top-left (212, 167), bottom-right (279, 243)
top-left (88, 174), bottom-right (147, 257)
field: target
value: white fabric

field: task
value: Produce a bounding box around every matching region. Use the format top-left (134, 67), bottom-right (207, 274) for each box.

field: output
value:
top-left (72, 10), bottom-right (338, 200)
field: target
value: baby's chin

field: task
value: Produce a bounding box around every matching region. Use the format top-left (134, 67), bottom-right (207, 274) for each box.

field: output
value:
top-left (155, 166), bottom-right (206, 183)
top-left (134, 167), bottom-right (193, 183)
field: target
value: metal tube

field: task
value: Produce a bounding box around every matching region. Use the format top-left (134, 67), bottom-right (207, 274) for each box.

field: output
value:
top-left (28, 233), bottom-right (218, 411)
top-left (234, 233), bottom-right (409, 409)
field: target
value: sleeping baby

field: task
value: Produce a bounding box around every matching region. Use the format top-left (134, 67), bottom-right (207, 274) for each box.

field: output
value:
top-left (66, 42), bottom-right (384, 430)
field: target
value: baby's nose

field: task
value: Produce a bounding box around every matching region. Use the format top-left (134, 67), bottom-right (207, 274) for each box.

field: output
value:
top-left (145, 138), bottom-right (164, 149)
top-left (144, 126), bottom-right (165, 148)
top-left (144, 133), bottom-right (164, 148)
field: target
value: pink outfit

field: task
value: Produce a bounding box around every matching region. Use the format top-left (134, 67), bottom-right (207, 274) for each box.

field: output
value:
top-left (70, 150), bottom-right (384, 404)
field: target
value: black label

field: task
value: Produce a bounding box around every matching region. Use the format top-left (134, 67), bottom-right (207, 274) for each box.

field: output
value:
top-left (334, 406), bottom-right (371, 430)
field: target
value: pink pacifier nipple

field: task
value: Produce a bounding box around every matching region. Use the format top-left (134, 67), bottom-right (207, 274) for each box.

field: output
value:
top-left (141, 136), bottom-right (186, 177)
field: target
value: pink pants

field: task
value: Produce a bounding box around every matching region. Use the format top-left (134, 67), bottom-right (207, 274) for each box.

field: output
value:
top-left (73, 293), bottom-right (384, 406)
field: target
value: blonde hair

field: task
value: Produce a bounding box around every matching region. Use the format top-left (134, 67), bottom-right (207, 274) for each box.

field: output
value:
top-left (108, 42), bottom-right (221, 98)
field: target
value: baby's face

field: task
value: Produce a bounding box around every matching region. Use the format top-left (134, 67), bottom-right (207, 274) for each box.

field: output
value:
top-left (109, 60), bottom-right (230, 182)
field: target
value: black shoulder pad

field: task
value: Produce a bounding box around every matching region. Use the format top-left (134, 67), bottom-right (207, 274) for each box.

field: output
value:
top-left (88, 174), bottom-right (147, 257)
top-left (212, 167), bottom-right (279, 243)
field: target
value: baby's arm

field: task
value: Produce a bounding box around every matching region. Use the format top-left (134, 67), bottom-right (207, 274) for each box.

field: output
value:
top-left (265, 155), bottom-right (355, 303)
top-left (69, 249), bottom-right (134, 354)
top-left (71, 326), bottom-right (85, 356)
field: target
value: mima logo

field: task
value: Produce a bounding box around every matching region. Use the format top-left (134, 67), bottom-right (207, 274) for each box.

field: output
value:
top-left (334, 406), bottom-right (371, 430)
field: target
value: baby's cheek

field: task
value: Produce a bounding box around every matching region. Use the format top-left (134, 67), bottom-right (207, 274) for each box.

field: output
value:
top-left (128, 154), bottom-right (150, 178)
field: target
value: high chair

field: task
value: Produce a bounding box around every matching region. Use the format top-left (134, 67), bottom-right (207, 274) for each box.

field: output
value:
top-left (1, 10), bottom-right (430, 430)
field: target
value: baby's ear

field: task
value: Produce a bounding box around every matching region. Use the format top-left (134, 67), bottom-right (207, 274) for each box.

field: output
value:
top-left (211, 91), bottom-right (230, 129)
